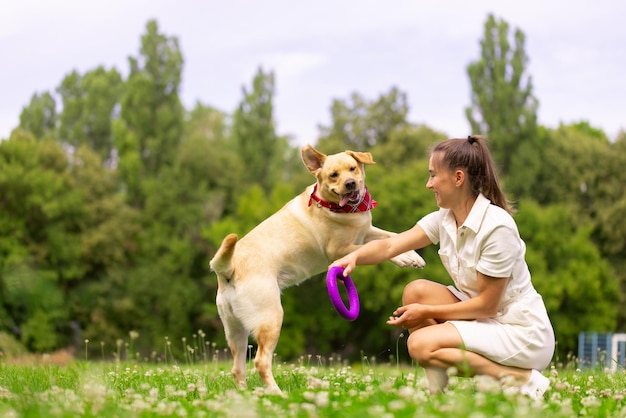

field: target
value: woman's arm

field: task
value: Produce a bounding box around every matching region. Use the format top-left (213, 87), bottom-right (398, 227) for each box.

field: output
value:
top-left (330, 223), bottom-right (432, 276)
top-left (387, 271), bottom-right (508, 327)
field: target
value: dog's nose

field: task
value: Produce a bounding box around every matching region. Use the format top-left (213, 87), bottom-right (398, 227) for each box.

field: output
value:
top-left (345, 179), bottom-right (356, 190)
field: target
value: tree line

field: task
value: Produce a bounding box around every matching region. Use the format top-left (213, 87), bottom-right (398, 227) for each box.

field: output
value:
top-left (1, 16), bottom-right (624, 362)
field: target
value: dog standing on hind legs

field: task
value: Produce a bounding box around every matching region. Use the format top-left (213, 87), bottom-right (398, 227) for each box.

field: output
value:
top-left (210, 144), bottom-right (425, 393)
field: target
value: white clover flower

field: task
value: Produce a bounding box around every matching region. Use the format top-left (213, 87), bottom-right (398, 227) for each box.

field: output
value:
top-left (388, 399), bottom-right (405, 411)
top-left (474, 375), bottom-right (501, 394)
top-left (300, 403), bottom-right (316, 414)
top-left (307, 376), bottom-right (324, 389)
top-left (397, 386), bottom-right (414, 399)
top-left (581, 395), bottom-right (601, 407)
top-left (314, 391), bottom-right (329, 407)
top-left (367, 405), bottom-right (386, 416)
top-left (446, 367), bottom-right (458, 377)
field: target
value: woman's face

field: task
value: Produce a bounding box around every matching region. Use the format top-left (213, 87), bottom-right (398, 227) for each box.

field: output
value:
top-left (426, 152), bottom-right (458, 208)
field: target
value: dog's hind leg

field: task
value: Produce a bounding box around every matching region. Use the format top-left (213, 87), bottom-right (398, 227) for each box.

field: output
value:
top-left (224, 322), bottom-right (249, 389)
top-left (218, 289), bottom-right (250, 389)
top-left (253, 309), bottom-right (284, 393)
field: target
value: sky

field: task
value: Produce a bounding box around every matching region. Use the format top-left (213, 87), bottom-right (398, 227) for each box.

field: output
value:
top-left (1, 0), bottom-right (625, 145)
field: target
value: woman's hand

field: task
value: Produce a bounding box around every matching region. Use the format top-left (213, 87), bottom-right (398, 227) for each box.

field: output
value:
top-left (386, 303), bottom-right (429, 329)
top-left (328, 252), bottom-right (359, 277)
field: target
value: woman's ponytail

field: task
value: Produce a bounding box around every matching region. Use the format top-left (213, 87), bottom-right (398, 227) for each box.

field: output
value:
top-left (432, 135), bottom-right (513, 214)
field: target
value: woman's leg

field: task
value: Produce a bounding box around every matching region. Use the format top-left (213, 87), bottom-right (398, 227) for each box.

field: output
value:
top-left (401, 279), bottom-right (460, 331)
top-left (400, 280), bottom-right (531, 393)
top-left (407, 322), bottom-right (531, 391)
top-left (401, 279), bottom-right (461, 392)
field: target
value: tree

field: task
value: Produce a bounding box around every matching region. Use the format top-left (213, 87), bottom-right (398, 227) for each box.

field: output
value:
top-left (57, 66), bottom-right (123, 162)
top-left (231, 67), bottom-right (282, 192)
top-left (591, 130), bottom-right (626, 329)
top-left (0, 130), bottom-right (138, 351)
top-left (515, 200), bottom-right (619, 357)
top-left (115, 19), bottom-right (184, 206)
top-left (183, 103), bottom-right (245, 217)
top-left (465, 14), bottom-right (540, 194)
top-left (531, 123), bottom-right (611, 212)
top-left (370, 124), bottom-right (447, 167)
top-left (317, 87), bottom-right (409, 152)
top-left (18, 91), bottom-right (57, 140)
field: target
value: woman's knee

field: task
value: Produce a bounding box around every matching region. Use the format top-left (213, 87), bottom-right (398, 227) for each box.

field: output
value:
top-left (407, 332), bottom-right (434, 366)
top-left (402, 279), bottom-right (458, 305)
top-left (402, 279), bottom-right (438, 305)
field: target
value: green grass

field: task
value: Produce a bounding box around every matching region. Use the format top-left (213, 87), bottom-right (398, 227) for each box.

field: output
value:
top-left (0, 355), bottom-right (625, 417)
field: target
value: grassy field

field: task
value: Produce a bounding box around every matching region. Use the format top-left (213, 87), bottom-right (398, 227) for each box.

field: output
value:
top-left (0, 349), bottom-right (625, 418)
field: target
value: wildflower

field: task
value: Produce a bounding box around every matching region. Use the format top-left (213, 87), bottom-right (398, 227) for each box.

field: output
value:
top-left (307, 376), bottom-right (324, 389)
top-left (314, 391), bottom-right (329, 407)
top-left (367, 405), bottom-right (386, 416)
top-left (388, 400), bottom-right (405, 411)
top-left (397, 386), bottom-right (414, 399)
top-left (581, 395), bottom-right (601, 408)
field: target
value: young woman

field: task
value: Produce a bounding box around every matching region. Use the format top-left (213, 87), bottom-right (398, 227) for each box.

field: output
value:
top-left (329, 136), bottom-right (555, 399)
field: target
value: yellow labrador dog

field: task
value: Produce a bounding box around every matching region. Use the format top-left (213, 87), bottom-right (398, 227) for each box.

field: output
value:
top-left (210, 144), bottom-right (425, 392)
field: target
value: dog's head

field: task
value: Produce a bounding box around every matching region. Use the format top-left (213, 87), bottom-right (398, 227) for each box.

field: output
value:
top-left (301, 144), bottom-right (375, 207)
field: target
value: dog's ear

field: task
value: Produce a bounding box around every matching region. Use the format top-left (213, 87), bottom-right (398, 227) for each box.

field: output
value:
top-left (301, 145), bottom-right (326, 174)
top-left (345, 150), bottom-right (376, 165)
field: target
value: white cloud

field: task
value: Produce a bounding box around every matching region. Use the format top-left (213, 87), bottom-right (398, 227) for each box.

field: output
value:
top-left (1, 0), bottom-right (625, 142)
top-left (259, 52), bottom-right (329, 80)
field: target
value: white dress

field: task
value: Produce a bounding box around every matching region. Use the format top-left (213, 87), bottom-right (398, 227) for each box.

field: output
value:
top-left (417, 194), bottom-right (555, 371)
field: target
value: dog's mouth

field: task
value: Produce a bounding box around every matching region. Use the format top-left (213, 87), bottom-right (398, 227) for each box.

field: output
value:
top-left (339, 190), bottom-right (360, 207)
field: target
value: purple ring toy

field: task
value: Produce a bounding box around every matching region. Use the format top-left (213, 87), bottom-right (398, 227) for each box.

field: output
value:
top-left (326, 266), bottom-right (360, 321)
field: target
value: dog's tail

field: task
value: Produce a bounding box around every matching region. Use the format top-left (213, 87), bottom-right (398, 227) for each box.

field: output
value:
top-left (209, 233), bottom-right (237, 282)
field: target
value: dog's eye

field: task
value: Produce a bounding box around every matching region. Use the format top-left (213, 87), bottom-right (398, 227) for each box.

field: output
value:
top-left (330, 171), bottom-right (339, 179)
top-left (350, 166), bottom-right (357, 172)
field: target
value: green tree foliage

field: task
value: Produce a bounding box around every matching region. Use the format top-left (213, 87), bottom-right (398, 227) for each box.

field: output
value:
top-left (57, 66), bottom-right (123, 161)
top-left (181, 103), bottom-right (243, 217)
top-left (465, 14), bottom-right (540, 197)
top-left (317, 87), bottom-right (409, 152)
top-left (514, 200), bottom-right (619, 357)
top-left (115, 19), bottom-right (184, 206)
top-left (0, 130), bottom-right (138, 351)
top-left (531, 123), bottom-right (611, 212)
top-left (18, 91), bottom-right (57, 140)
top-left (231, 67), bottom-right (283, 193)
top-left (370, 124), bottom-right (447, 167)
top-left (590, 130), bottom-right (626, 329)
top-left (528, 123), bottom-right (626, 329)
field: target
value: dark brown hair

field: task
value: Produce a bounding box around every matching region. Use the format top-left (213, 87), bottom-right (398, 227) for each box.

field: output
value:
top-left (431, 135), bottom-right (513, 214)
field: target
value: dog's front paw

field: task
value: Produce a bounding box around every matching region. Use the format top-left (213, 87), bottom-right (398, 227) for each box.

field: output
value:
top-left (390, 251), bottom-right (425, 269)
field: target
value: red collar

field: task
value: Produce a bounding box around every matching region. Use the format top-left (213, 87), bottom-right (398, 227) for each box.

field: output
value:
top-left (308, 184), bottom-right (378, 213)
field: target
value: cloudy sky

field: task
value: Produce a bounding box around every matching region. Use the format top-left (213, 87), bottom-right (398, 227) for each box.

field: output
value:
top-left (1, 0), bottom-right (624, 145)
